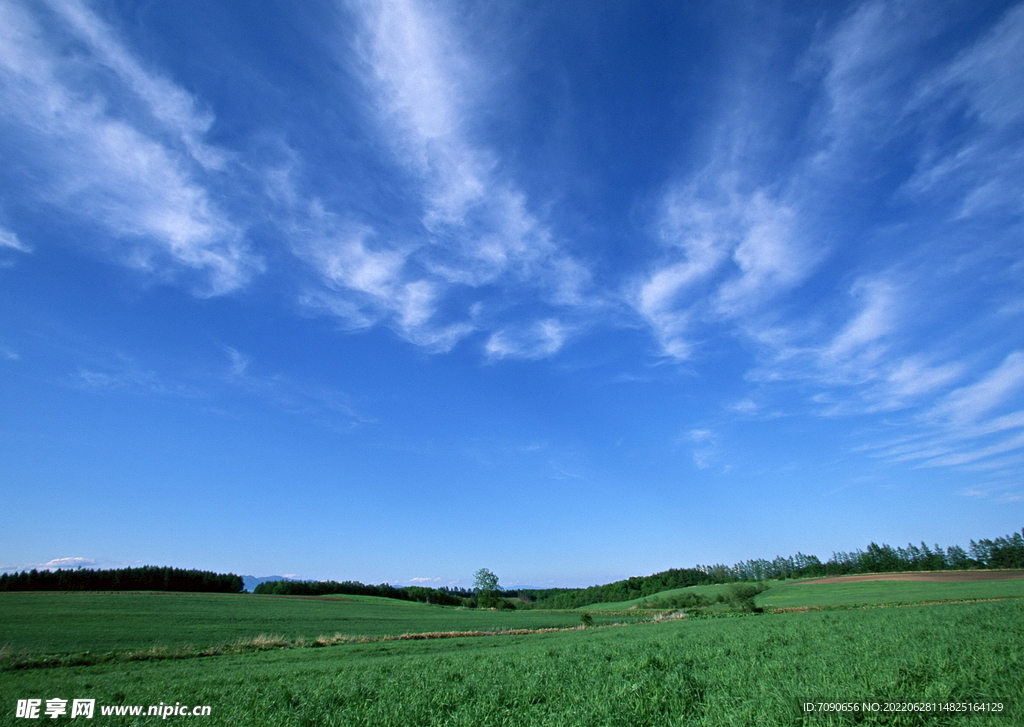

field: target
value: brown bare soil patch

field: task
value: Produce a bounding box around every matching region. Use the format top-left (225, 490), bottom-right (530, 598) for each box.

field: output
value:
top-left (799, 569), bottom-right (1024, 584)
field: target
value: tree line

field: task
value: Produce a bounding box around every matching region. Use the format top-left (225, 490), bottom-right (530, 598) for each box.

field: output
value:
top-left (519, 527), bottom-right (1024, 609)
top-left (253, 579), bottom-right (475, 606)
top-left (514, 568), bottom-right (717, 609)
top-left (708, 528), bottom-right (1024, 581)
top-left (0, 566), bottom-right (243, 593)
top-left (3, 527), bottom-right (1019, 605)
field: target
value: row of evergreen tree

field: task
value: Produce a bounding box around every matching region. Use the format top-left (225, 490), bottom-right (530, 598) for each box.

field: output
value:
top-left (702, 530), bottom-right (1024, 581)
top-left (515, 568), bottom-right (716, 609)
top-left (524, 528), bottom-right (1024, 609)
top-left (3, 528), bottom-right (1019, 603)
top-left (0, 566), bottom-right (243, 593)
top-left (253, 578), bottom-right (475, 606)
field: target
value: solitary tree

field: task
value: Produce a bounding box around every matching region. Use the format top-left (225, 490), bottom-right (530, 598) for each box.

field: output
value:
top-left (473, 568), bottom-right (500, 608)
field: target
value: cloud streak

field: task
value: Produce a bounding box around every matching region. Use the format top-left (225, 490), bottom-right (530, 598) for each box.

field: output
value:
top-left (0, 225), bottom-right (30, 252)
top-left (2, 0), bottom-right (1021, 482)
top-left (283, 0), bottom-right (594, 356)
top-left (630, 0), bottom-right (1024, 476)
top-left (0, 0), bottom-right (259, 294)
top-left (636, 180), bottom-right (813, 361)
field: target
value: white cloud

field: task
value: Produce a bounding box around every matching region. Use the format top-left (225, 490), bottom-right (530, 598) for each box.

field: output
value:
top-left (1, 556), bottom-right (122, 573)
top-left (635, 184), bottom-right (731, 359)
top-left (349, 0), bottom-right (590, 303)
top-left (226, 347), bottom-right (250, 377)
top-left (636, 155), bottom-right (817, 361)
top-left (287, 202), bottom-right (475, 352)
top-left (0, 225), bottom-right (29, 252)
top-left (815, 2), bottom-right (922, 146)
top-left (277, 0), bottom-right (596, 357)
top-left (715, 193), bottom-right (809, 317)
top-left (43, 557), bottom-right (98, 568)
top-left (686, 429), bottom-right (715, 443)
top-left (485, 319), bottom-right (567, 361)
top-left (928, 351), bottom-right (1024, 427)
top-left (898, 4), bottom-right (1024, 222)
top-left (0, 0), bottom-right (259, 295)
top-left (308, 224), bottom-right (408, 304)
top-left (357, 0), bottom-right (484, 224)
top-left (865, 356), bottom-right (1024, 471)
top-left (926, 4), bottom-right (1024, 129)
top-left (728, 399), bottom-right (759, 415)
top-left (921, 430), bottom-right (1024, 469)
top-left (822, 279), bottom-right (895, 367)
top-left (73, 361), bottom-right (198, 399)
top-left (675, 428), bottom-right (721, 470)
top-left (881, 357), bottom-right (965, 402)
top-left (219, 346), bottom-right (370, 426)
top-left (657, 2), bottom-right (1024, 481)
top-left (42, 0), bottom-right (225, 170)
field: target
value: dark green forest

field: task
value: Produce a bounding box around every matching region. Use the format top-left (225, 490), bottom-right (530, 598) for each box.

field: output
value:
top-left (0, 566), bottom-right (243, 593)
top-left (257, 528), bottom-right (1024, 610)
top-left (3, 529), bottom-right (1020, 607)
top-left (252, 579), bottom-right (474, 606)
top-left (520, 528), bottom-right (1024, 609)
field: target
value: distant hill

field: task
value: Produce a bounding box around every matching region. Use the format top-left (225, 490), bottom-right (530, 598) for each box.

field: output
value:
top-left (241, 575), bottom-right (294, 593)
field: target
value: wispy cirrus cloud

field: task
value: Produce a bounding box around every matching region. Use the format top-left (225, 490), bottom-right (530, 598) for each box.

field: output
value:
top-left (0, 225), bottom-right (29, 252)
top-left (744, 275), bottom-right (969, 420)
top-left (633, 0), bottom-right (1024, 476)
top-left (72, 357), bottom-right (201, 399)
top-left (927, 351), bottom-right (1024, 428)
top-left (221, 346), bottom-right (370, 427)
top-left (636, 181), bottom-right (813, 361)
top-left (485, 320), bottom-right (567, 361)
top-left (904, 3), bottom-right (1024, 220)
top-left (283, 198), bottom-right (475, 353)
top-left (40, 557), bottom-right (99, 569)
top-left (681, 428), bottom-right (720, 471)
top-left (1, 556), bottom-right (133, 573)
top-left (283, 0), bottom-right (594, 357)
top-left (0, 0), bottom-right (260, 295)
top-left (63, 342), bottom-right (368, 429)
top-left (354, 0), bottom-right (576, 287)
top-left (859, 352), bottom-right (1024, 477)
top-left (0, 223), bottom-right (30, 267)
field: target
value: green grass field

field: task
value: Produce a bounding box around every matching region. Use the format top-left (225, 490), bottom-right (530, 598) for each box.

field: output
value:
top-left (757, 578), bottom-right (1024, 609)
top-left (582, 583), bottom-right (738, 611)
top-left (2, 599), bottom-right (1020, 726)
top-left (2, 582), bottom-right (1022, 725)
top-left (0, 592), bottom-right (630, 656)
top-left (582, 576), bottom-right (1024, 612)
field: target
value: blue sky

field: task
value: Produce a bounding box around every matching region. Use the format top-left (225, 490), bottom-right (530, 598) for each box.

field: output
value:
top-left (1, 0), bottom-right (1022, 588)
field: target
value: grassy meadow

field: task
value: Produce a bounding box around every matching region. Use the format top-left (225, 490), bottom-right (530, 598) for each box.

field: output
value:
top-left (0, 592), bottom-right (631, 656)
top-left (583, 583), bottom-right (737, 611)
top-left (757, 577), bottom-right (1024, 609)
top-left (2, 580), bottom-right (1023, 725)
top-left (582, 577), bottom-right (1024, 612)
